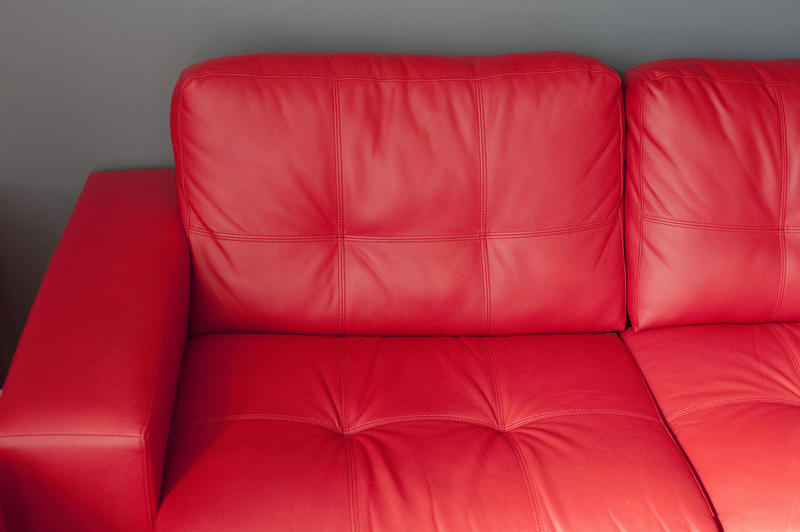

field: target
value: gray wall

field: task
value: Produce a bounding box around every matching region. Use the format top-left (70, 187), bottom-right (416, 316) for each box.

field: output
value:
top-left (1, 0), bottom-right (799, 381)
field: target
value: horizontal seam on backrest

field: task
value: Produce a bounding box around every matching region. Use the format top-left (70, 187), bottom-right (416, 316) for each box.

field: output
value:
top-left (186, 218), bottom-right (615, 243)
top-left (642, 214), bottom-right (800, 232)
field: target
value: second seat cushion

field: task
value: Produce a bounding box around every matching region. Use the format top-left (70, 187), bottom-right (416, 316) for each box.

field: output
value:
top-left (157, 333), bottom-right (717, 531)
top-left (623, 323), bottom-right (800, 530)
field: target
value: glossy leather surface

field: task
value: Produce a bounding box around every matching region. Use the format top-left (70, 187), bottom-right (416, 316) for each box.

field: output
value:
top-left (625, 58), bottom-right (800, 330)
top-left (157, 333), bottom-right (716, 531)
top-left (172, 52), bottom-right (626, 335)
top-left (623, 323), bottom-right (800, 531)
top-left (0, 170), bottom-right (190, 531)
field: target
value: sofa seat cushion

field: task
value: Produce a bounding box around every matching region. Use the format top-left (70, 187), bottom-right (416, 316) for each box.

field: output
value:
top-left (623, 323), bottom-right (800, 531)
top-left (156, 333), bottom-right (716, 531)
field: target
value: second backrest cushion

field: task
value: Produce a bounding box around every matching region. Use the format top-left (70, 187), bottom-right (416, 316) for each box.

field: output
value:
top-left (626, 59), bottom-right (800, 331)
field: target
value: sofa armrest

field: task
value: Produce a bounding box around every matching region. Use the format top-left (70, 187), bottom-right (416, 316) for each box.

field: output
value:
top-left (0, 170), bottom-right (190, 531)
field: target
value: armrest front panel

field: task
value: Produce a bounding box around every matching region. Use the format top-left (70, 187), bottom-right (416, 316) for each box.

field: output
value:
top-left (0, 169), bottom-right (190, 531)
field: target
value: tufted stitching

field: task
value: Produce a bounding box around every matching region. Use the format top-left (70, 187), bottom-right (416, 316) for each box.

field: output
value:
top-left (338, 337), bottom-right (350, 432)
top-left (345, 437), bottom-right (359, 532)
top-left (766, 323), bottom-right (800, 382)
top-left (505, 408), bottom-right (660, 430)
top-left (773, 87), bottom-right (788, 321)
top-left (179, 409), bottom-right (660, 435)
top-left (482, 340), bottom-right (542, 530)
top-left (337, 337), bottom-right (359, 532)
top-left (483, 339), bottom-right (505, 429)
top-left (666, 396), bottom-right (800, 423)
top-left (506, 432), bottom-right (545, 532)
top-left (347, 414), bottom-right (495, 434)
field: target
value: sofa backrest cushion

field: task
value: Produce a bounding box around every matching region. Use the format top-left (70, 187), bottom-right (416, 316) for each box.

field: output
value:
top-left (625, 59), bottom-right (800, 331)
top-left (171, 53), bottom-right (625, 335)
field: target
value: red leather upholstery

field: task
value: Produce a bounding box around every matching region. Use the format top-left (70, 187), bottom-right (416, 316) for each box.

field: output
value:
top-left (624, 57), bottom-right (800, 530)
top-left (625, 58), bottom-right (800, 331)
top-left (623, 324), bottom-right (800, 531)
top-left (157, 333), bottom-right (716, 531)
top-left (0, 170), bottom-right (190, 531)
top-left (172, 53), bottom-right (626, 335)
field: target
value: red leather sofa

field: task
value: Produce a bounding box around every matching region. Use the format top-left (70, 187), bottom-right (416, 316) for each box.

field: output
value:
top-left (0, 52), bottom-right (797, 531)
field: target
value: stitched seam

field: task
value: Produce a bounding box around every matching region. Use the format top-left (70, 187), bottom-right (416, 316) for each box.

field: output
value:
top-left (774, 87), bottom-right (788, 321)
top-left (187, 231), bottom-right (339, 243)
top-left (333, 79), bottom-right (346, 335)
top-left (176, 83), bottom-right (192, 229)
top-left (337, 337), bottom-right (358, 532)
top-left (172, 412), bottom-right (661, 435)
top-left (505, 408), bottom-right (660, 430)
top-left (641, 214), bottom-right (800, 232)
top-left (767, 323), bottom-right (800, 382)
top-left (185, 218), bottom-right (615, 242)
top-left (180, 67), bottom-right (618, 85)
top-left (483, 339), bottom-right (505, 429)
top-left (633, 80), bottom-right (649, 329)
top-left (475, 79), bottom-right (492, 335)
top-left (139, 438), bottom-right (151, 529)
top-left (345, 437), bottom-right (359, 532)
top-left (338, 338), bottom-right (349, 432)
top-left (505, 433), bottom-right (544, 532)
top-left (667, 396), bottom-right (800, 422)
top-left (347, 414), bottom-right (495, 434)
top-left (637, 71), bottom-right (800, 86)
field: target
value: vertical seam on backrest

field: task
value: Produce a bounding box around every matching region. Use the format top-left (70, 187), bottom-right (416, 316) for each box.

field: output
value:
top-left (474, 79), bottom-right (492, 335)
top-left (333, 79), bottom-right (347, 335)
top-left (632, 80), bottom-right (650, 329)
top-left (773, 86), bottom-right (788, 321)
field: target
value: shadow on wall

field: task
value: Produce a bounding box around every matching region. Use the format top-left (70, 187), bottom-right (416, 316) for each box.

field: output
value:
top-left (0, 185), bottom-right (73, 385)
